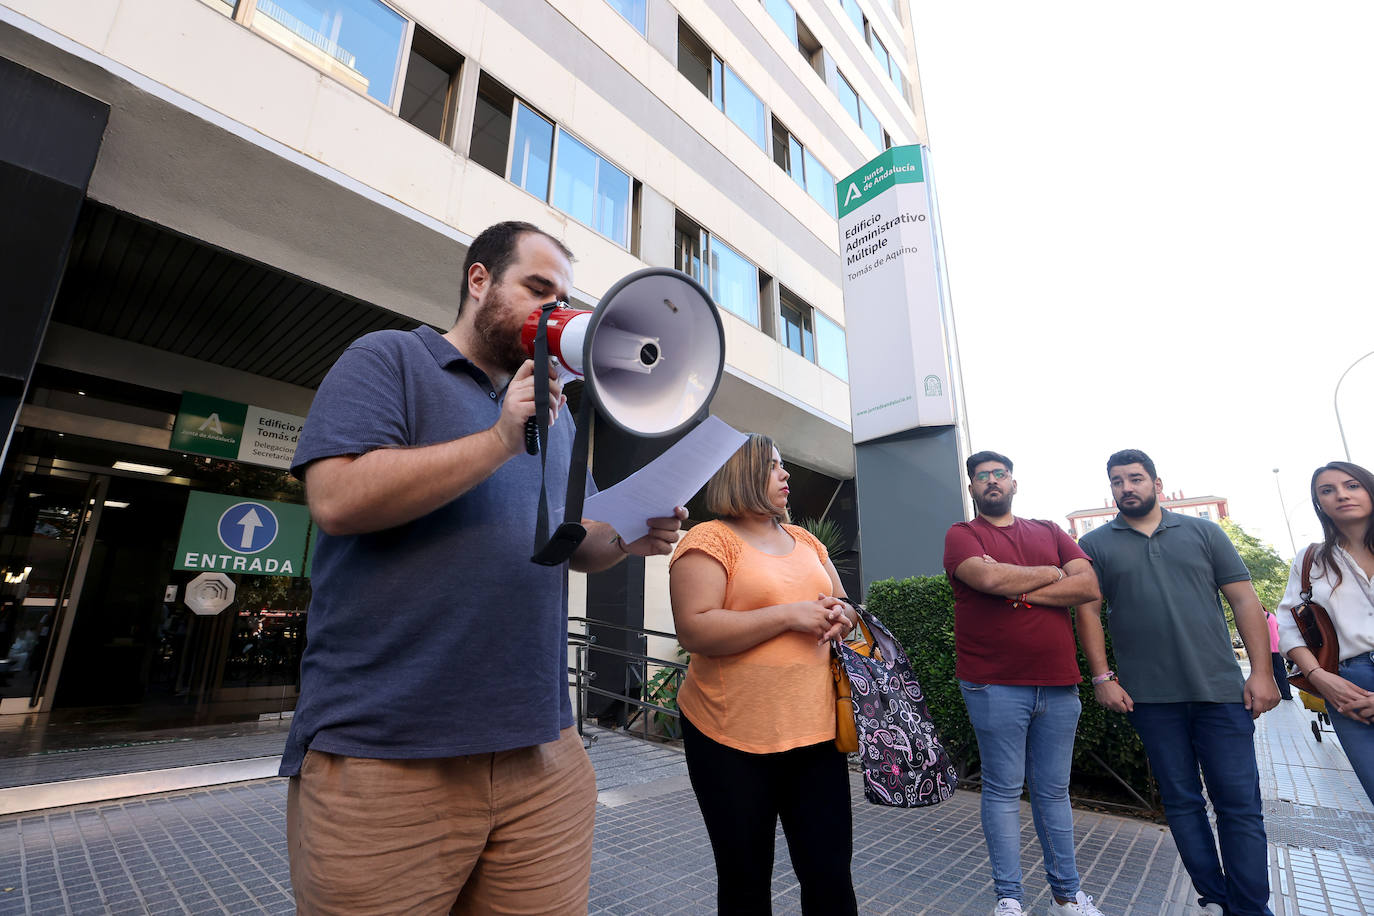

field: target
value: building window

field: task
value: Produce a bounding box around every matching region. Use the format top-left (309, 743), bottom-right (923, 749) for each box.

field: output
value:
top-left (675, 212), bottom-right (760, 327)
top-left (677, 21), bottom-right (713, 98)
top-left (796, 18), bottom-right (826, 79)
top-left (815, 311), bottom-right (848, 380)
top-left (780, 289), bottom-right (815, 361)
top-left (764, 0), bottom-right (799, 48)
top-left (711, 239), bottom-right (760, 325)
top-left (470, 75), bottom-right (633, 249)
top-left (802, 149), bottom-right (836, 215)
top-left (604, 0), bottom-right (646, 32)
top-left (836, 71), bottom-right (885, 149)
top-left (722, 69), bottom-right (767, 150)
top-left (839, 0), bottom-right (863, 33)
top-left (554, 133), bottom-right (632, 247)
top-left (675, 213), bottom-right (705, 283)
top-left (868, 30), bottom-right (890, 77)
top-left (771, 117), bottom-right (837, 217)
top-left (199, 0), bottom-right (237, 16)
top-left (511, 102), bottom-right (555, 201)
top-left (470, 74), bottom-right (514, 176)
top-left (1199, 509), bottom-right (1211, 520)
top-left (399, 26), bottom-right (462, 142)
top-left (677, 20), bottom-right (767, 151)
top-left (836, 71), bottom-right (861, 125)
top-left (858, 98), bottom-right (883, 149)
top-left (250, 0), bottom-right (406, 106)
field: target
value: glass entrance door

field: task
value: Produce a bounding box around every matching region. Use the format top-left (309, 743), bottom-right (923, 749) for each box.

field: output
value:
top-left (0, 469), bottom-right (101, 713)
top-left (2, 425), bottom-right (310, 738)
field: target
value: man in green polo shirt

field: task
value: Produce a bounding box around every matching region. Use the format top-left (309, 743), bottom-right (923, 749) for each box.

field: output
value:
top-left (1076, 449), bottom-right (1279, 916)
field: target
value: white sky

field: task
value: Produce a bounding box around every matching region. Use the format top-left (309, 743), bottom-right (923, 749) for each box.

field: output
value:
top-left (907, 0), bottom-right (1374, 559)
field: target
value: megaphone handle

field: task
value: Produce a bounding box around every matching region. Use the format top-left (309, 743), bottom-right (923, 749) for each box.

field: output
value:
top-left (524, 417), bottom-right (539, 455)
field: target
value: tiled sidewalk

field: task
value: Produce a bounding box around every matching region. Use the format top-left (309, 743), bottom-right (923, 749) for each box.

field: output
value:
top-left (0, 701), bottom-right (1369, 915)
top-left (1256, 697), bottom-right (1374, 916)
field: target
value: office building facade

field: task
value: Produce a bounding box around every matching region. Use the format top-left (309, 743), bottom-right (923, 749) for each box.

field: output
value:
top-left (0, 0), bottom-right (929, 757)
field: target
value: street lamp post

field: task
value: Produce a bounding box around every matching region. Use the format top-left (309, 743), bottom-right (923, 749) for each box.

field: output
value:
top-left (1272, 468), bottom-right (1298, 558)
top-left (1334, 350), bottom-right (1374, 461)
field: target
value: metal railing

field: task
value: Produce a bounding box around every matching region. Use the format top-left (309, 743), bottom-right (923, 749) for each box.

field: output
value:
top-left (567, 617), bottom-right (687, 742)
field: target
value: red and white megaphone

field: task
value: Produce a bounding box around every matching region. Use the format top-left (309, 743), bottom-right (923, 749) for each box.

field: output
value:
top-left (520, 267), bottom-right (725, 439)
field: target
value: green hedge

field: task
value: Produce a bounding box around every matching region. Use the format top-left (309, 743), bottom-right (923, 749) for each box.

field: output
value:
top-left (865, 575), bottom-right (1152, 802)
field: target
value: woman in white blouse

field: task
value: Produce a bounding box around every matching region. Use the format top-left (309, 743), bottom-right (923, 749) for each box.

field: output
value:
top-left (1277, 460), bottom-right (1374, 802)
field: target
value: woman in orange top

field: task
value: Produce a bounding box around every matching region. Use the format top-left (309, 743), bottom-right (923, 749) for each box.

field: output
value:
top-left (669, 433), bottom-right (859, 915)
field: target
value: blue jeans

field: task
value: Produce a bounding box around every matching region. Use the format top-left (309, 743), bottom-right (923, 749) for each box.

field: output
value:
top-left (960, 682), bottom-right (1082, 903)
top-left (1330, 652), bottom-right (1374, 804)
top-left (1128, 703), bottom-right (1273, 916)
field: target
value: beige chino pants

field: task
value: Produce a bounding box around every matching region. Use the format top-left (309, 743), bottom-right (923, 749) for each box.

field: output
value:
top-left (287, 727), bottom-right (596, 915)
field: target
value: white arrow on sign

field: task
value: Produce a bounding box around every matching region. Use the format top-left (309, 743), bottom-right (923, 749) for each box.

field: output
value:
top-left (236, 507), bottom-right (263, 549)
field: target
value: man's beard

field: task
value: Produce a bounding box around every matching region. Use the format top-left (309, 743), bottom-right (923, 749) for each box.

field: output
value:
top-left (973, 490), bottom-right (1013, 517)
top-left (472, 285), bottom-right (529, 375)
top-left (1116, 490), bottom-right (1157, 518)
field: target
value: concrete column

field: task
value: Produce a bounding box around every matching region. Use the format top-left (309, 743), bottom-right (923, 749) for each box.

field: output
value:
top-left (0, 59), bottom-right (109, 468)
top-left (854, 425), bottom-right (965, 587)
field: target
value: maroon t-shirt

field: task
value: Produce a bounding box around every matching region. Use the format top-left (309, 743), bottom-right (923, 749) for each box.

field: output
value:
top-left (942, 517), bottom-right (1089, 686)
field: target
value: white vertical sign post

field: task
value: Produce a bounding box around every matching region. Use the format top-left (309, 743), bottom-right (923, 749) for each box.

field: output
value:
top-left (837, 145), bottom-right (956, 443)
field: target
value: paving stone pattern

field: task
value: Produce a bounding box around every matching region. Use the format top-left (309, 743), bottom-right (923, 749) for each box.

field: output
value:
top-left (0, 708), bottom-right (1370, 915)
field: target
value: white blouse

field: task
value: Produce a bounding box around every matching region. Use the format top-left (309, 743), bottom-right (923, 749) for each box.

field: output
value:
top-left (1277, 544), bottom-right (1374, 661)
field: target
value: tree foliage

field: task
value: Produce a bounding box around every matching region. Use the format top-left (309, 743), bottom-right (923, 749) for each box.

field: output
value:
top-left (1219, 518), bottom-right (1290, 612)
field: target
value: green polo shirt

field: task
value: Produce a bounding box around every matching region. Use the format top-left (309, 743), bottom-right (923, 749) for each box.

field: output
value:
top-left (1078, 509), bottom-right (1250, 704)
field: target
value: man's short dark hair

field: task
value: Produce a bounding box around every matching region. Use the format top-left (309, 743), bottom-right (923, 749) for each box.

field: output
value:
top-left (1106, 449), bottom-right (1157, 480)
top-left (966, 450), bottom-right (1013, 479)
top-left (457, 221), bottom-right (574, 314)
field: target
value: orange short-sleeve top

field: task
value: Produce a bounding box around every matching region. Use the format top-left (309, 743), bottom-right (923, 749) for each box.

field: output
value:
top-left (669, 520), bottom-right (836, 753)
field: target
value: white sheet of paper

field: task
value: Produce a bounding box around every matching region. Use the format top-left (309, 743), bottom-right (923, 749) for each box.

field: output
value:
top-left (583, 416), bottom-right (748, 543)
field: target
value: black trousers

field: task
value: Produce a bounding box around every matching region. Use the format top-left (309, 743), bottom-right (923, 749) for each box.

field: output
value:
top-left (1271, 652), bottom-right (1294, 700)
top-left (681, 715), bottom-right (858, 915)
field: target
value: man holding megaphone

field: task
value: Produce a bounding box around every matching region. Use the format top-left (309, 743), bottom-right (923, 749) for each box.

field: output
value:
top-left (281, 221), bottom-right (687, 915)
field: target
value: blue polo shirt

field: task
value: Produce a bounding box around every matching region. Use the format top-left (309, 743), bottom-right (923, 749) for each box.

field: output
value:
top-left (1079, 509), bottom-right (1250, 704)
top-left (280, 326), bottom-right (586, 776)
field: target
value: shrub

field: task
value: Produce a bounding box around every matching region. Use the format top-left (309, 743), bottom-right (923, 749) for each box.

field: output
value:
top-left (864, 575), bottom-right (1152, 804)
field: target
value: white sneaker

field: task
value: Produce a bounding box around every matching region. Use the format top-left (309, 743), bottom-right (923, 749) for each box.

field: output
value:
top-left (994, 899), bottom-right (1024, 916)
top-left (1047, 890), bottom-right (1106, 916)
top-left (1199, 906), bottom-right (1223, 915)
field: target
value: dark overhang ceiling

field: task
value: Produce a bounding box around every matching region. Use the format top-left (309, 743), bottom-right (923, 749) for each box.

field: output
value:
top-left (53, 202), bottom-right (424, 389)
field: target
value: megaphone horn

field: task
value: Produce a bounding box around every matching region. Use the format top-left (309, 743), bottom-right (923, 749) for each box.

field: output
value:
top-left (520, 267), bottom-right (725, 445)
top-left (522, 267), bottom-right (725, 566)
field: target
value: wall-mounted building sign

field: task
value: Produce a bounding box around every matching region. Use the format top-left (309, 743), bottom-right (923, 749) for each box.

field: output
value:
top-left (170, 392), bottom-right (304, 470)
top-left (174, 491), bottom-right (311, 575)
top-left (836, 145), bottom-right (957, 443)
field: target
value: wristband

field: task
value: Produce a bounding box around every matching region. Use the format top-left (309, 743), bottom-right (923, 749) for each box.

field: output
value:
top-left (1054, 567), bottom-right (1065, 582)
top-left (1091, 671), bottom-right (1116, 686)
top-left (611, 534), bottom-right (631, 555)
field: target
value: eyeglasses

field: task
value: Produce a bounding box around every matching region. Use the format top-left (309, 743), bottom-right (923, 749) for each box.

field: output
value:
top-left (973, 470), bottom-right (1010, 482)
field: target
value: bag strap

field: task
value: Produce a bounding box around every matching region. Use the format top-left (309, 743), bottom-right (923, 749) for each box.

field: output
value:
top-left (1300, 543), bottom-right (1318, 602)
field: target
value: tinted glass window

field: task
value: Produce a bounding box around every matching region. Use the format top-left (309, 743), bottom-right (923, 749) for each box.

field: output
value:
top-left (723, 67), bottom-right (766, 150)
top-left (710, 239), bottom-right (759, 326)
top-left (511, 103), bottom-right (554, 200)
top-left (605, 0), bottom-right (646, 32)
top-left (254, 0), bottom-right (405, 104)
top-left (816, 311), bottom-right (848, 380)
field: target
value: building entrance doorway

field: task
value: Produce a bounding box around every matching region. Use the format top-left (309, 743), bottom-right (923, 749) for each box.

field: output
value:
top-left (0, 420), bottom-right (309, 756)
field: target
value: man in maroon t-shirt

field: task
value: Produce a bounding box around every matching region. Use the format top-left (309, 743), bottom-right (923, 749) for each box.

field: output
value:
top-left (942, 450), bottom-right (1106, 916)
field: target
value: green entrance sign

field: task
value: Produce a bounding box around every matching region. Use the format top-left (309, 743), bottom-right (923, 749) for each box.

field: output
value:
top-left (171, 393), bottom-right (247, 459)
top-left (174, 491), bottom-right (311, 576)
